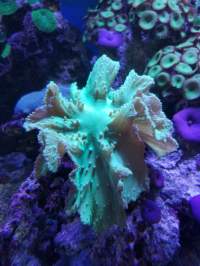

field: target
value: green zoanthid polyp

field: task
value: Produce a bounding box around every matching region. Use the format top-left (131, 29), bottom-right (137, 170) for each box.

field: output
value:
top-left (24, 55), bottom-right (178, 232)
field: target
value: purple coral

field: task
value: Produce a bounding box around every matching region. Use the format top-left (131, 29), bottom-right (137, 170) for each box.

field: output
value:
top-left (189, 195), bottom-right (200, 223)
top-left (173, 107), bottom-right (200, 142)
top-left (97, 28), bottom-right (123, 48)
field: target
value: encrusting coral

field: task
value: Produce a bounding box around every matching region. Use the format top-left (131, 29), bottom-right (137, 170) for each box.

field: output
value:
top-left (24, 54), bottom-right (178, 232)
top-left (145, 36), bottom-right (200, 104)
top-left (84, 0), bottom-right (197, 45)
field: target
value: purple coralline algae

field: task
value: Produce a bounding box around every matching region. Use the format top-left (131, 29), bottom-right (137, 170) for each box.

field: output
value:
top-left (97, 28), bottom-right (123, 48)
top-left (141, 199), bottom-right (161, 224)
top-left (173, 107), bottom-right (200, 142)
top-left (0, 148), bottom-right (200, 265)
top-left (189, 194), bottom-right (200, 223)
top-left (0, 152), bottom-right (32, 225)
top-left (148, 164), bottom-right (164, 189)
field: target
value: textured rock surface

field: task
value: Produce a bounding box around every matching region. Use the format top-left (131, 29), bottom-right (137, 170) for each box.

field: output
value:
top-left (0, 149), bottom-right (200, 265)
top-left (0, 152), bottom-right (32, 226)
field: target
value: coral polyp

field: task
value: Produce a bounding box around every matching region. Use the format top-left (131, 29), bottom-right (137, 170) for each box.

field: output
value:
top-left (84, 0), bottom-right (196, 44)
top-left (24, 55), bottom-right (178, 232)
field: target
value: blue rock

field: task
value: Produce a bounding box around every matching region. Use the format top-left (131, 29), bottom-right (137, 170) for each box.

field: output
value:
top-left (14, 83), bottom-right (70, 114)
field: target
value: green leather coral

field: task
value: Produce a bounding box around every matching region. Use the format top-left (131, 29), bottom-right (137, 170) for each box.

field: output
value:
top-left (31, 8), bottom-right (57, 33)
top-left (24, 55), bottom-right (178, 232)
top-left (0, 0), bottom-right (18, 15)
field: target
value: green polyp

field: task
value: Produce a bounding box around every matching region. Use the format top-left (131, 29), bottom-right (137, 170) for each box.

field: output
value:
top-left (152, 0), bottom-right (167, 10)
top-left (117, 14), bottom-right (128, 24)
top-left (0, 0), bottom-right (18, 15)
top-left (170, 12), bottom-right (184, 30)
top-left (100, 10), bottom-right (114, 19)
top-left (168, 0), bottom-right (180, 13)
top-left (191, 16), bottom-right (200, 32)
top-left (160, 53), bottom-right (180, 69)
top-left (193, 15), bottom-right (200, 26)
top-left (177, 37), bottom-right (195, 49)
top-left (96, 19), bottom-right (105, 27)
top-left (171, 74), bottom-right (185, 89)
top-left (28, 0), bottom-right (40, 4)
top-left (156, 72), bottom-right (170, 86)
top-left (147, 50), bottom-right (163, 67)
top-left (182, 3), bottom-right (190, 13)
top-left (182, 48), bottom-right (198, 65)
top-left (180, 31), bottom-right (187, 38)
top-left (1, 43), bottom-right (11, 58)
top-left (114, 23), bottom-right (127, 32)
top-left (193, 74), bottom-right (200, 80)
top-left (128, 8), bottom-right (135, 22)
top-left (184, 78), bottom-right (200, 100)
top-left (196, 42), bottom-right (200, 50)
top-left (31, 8), bottom-right (57, 33)
top-left (127, 0), bottom-right (145, 7)
top-left (187, 12), bottom-right (195, 23)
top-left (147, 65), bottom-right (162, 78)
top-left (111, 1), bottom-right (122, 11)
top-left (155, 24), bottom-right (168, 39)
top-left (191, 27), bottom-right (200, 33)
top-left (139, 10), bottom-right (157, 30)
top-left (159, 11), bottom-right (170, 24)
top-left (107, 17), bottom-right (117, 27)
top-left (175, 62), bottom-right (194, 75)
top-left (162, 45), bottom-right (175, 54)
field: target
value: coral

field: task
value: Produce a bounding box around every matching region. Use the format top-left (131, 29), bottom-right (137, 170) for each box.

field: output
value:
top-left (0, 0), bottom-right (18, 16)
top-left (97, 28), bottom-right (123, 48)
top-left (173, 107), bottom-right (200, 142)
top-left (84, 0), bottom-right (196, 45)
top-left (24, 55), bottom-right (177, 232)
top-left (31, 8), bottom-right (57, 33)
top-left (145, 36), bottom-right (200, 107)
top-left (189, 195), bottom-right (200, 223)
top-left (1, 43), bottom-right (11, 58)
top-left (0, 2), bottom-right (89, 123)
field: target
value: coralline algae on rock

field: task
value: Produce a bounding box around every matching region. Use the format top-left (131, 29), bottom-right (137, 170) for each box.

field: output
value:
top-left (24, 54), bottom-right (177, 232)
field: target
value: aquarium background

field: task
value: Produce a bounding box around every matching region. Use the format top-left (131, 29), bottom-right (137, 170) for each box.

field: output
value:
top-left (0, 0), bottom-right (200, 266)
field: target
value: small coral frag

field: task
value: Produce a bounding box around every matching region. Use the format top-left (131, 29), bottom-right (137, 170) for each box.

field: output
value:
top-left (0, 0), bottom-right (18, 16)
top-left (31, 8), bottom-right (57, 33)
top-left (24, 55), bottom-right (177, 232)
